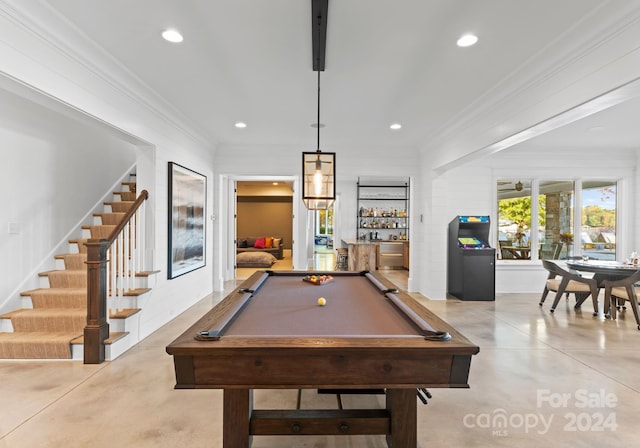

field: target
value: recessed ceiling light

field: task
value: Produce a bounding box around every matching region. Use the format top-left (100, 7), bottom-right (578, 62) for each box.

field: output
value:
top-left (272, 182), bottom-right (279, 186)
top-left (162, 29), bottom-right (183, 43)
top-left (234, 122), bottom-right (247, 128)
top-left (390, 123), bottom-right (402, 130)
top-left (457, 34), bottom-right (478, 47)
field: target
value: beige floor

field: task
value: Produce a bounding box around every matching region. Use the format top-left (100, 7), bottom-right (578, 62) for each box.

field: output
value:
top-left (1, 253), bottom-right (639, 447)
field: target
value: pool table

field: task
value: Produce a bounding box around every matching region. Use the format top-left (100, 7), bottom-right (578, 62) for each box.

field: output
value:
top-left (166, 270), bottom-right (479, 447)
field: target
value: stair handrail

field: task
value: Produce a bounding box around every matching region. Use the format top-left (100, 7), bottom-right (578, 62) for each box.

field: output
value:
top-left (84, 189), bottom-right (149, 364)
top-left (105, 190), bottom-right (149, 244)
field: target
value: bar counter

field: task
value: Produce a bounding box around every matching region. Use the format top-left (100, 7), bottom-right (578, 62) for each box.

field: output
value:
top-left (342, 239), bottom-right (409, 271)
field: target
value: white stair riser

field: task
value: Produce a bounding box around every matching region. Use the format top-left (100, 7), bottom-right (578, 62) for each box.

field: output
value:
top-left (106, 333), bottom-right (133, 360)
top-left (0, 319), bottom-right (13, 332)
top-left (109, 296), bottom-right (140, 310)
top-left (108, 313), bottom-right (140, 335)
top-left (72, 333), bottom-right (134, 361)
top-left (71, 343), bottom-right (83, 360)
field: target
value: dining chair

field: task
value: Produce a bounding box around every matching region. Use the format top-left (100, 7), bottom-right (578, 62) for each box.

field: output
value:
top-left (540, 242), bottom-right (562, 260)
top-left (499, 240), bottom-right (515, 259)
top-left (539, 260), bottom-right (600, 315)
top-left (602, 270), bottom-right (640, 330)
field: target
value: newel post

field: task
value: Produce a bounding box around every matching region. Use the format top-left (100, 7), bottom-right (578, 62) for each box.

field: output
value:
top-left (84, 239), bottom-right (110, 364)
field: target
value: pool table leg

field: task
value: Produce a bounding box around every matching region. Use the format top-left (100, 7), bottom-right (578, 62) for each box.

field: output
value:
top-left (223, 388), bottom-right (253, 448)
top-left (386, 388), bottom-right (417, 447)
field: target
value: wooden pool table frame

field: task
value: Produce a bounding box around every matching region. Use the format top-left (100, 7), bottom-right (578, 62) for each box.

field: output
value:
top-left (166, 270), bottom-right (479, 447)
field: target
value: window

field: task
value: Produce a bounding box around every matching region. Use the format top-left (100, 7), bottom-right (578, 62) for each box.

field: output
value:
top-left (538, 180), bottom-right (574, 260)
top-left (497, 180), bottom-right (532, 259)
top-left (316, 207), bottom-right (333, 236)
top-left (496, 179), bottom-right (617, 261)
top-left (581, 181), bottom-right (616, 260)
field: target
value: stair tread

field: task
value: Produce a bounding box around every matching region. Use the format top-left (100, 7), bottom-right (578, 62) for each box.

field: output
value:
top-left (8, 308), bottom-right (85, 317)
top-left (123, 288), bottom-right (151, 296)
top-left (70, 332), bottom-right (129, 345)
top-left (136, 270), bottom-right (161, 277)
top-left (0, 332), bottom-right (81, 359)
top-left (0, 331), bottom-right (81, 338)
top-left (1, 309), bottom-right (31, 319)
top-left (38, 270), bottom-right (86, 277)
top-left (21, 288), bottom-right (86, 297)
top-left (109, 308), bottom-right (141, 319)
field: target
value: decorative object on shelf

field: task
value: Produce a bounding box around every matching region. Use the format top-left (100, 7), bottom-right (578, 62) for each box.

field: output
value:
top-left (302, 0), bottom-right (335, 210)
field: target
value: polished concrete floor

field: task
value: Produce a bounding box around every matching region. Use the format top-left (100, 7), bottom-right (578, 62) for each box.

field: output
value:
top-left (1, 255), bottom-right (639, 447)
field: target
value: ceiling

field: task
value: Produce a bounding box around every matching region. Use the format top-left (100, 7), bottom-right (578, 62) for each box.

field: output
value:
top-left (37, 0), bottom-right (640, 160)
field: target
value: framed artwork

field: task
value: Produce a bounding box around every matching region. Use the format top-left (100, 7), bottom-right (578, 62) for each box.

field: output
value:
top-left (168, 162), bottom-right (206, 279)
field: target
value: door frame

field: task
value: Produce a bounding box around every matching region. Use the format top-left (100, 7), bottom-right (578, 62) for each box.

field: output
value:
top-left (221, 174), bottom-right (301, 283)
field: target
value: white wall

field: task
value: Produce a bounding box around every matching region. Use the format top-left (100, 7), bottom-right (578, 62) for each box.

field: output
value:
top-left (0, 4), bottom-right (216, 340)
top-left (417, 145), bottom-right (637, 299)
top-left (0, 85), bottom-right (136, 312)
top-left (215, 144), bottom-right (419, 285)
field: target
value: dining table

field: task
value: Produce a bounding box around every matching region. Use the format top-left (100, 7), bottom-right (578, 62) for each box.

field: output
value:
top-left (565, 259), bottom-right (640, 285)
top-left (565, 259), bottom-right (640, 321)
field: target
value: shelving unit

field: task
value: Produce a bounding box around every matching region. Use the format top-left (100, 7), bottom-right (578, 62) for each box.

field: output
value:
top-left (356, 177), bottom-right (410, 270)
top-left (357, 178), bottom-right (410, 242)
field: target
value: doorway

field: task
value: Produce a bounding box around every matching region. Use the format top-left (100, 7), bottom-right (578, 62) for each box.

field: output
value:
top-left (234, 180), bottom-right (295, 279)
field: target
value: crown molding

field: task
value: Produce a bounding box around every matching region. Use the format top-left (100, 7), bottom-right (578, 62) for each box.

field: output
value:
top-left (0, 0), bottom-right (214, 149)
top-left (423, 1), bottom-right (640, 166)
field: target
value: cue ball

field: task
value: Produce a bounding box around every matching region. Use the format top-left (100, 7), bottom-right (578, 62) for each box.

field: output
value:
top-left (317, 297), bottom-right (326, 306)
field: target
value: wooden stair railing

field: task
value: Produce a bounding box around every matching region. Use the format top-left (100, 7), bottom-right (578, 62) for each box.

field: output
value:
top-left (84, 190), bottom-right (149, 364)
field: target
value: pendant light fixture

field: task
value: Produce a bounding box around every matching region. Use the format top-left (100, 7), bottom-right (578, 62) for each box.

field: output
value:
top-left (303, 0), bottom-right (335, 210)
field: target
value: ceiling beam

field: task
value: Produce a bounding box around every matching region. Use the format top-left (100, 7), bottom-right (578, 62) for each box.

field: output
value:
top-left (312, 0), bottom-right (328, 71)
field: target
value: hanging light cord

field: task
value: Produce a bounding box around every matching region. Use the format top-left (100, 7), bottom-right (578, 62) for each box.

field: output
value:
top-left (316, 12), bottom-right (322, 153)
top-left (317, 69), bottom-right (321, 152)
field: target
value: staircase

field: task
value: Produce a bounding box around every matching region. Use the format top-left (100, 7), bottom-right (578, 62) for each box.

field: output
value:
top-left (0, 179), bottom-right (154, 360)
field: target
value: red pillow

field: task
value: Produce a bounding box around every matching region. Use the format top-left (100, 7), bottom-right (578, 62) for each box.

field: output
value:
top-left (254, 237), bottom-right (266, 249)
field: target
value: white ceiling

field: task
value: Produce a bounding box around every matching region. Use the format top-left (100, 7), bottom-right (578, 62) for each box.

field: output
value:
top-left (39, 0), bottom-right (640, 160)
